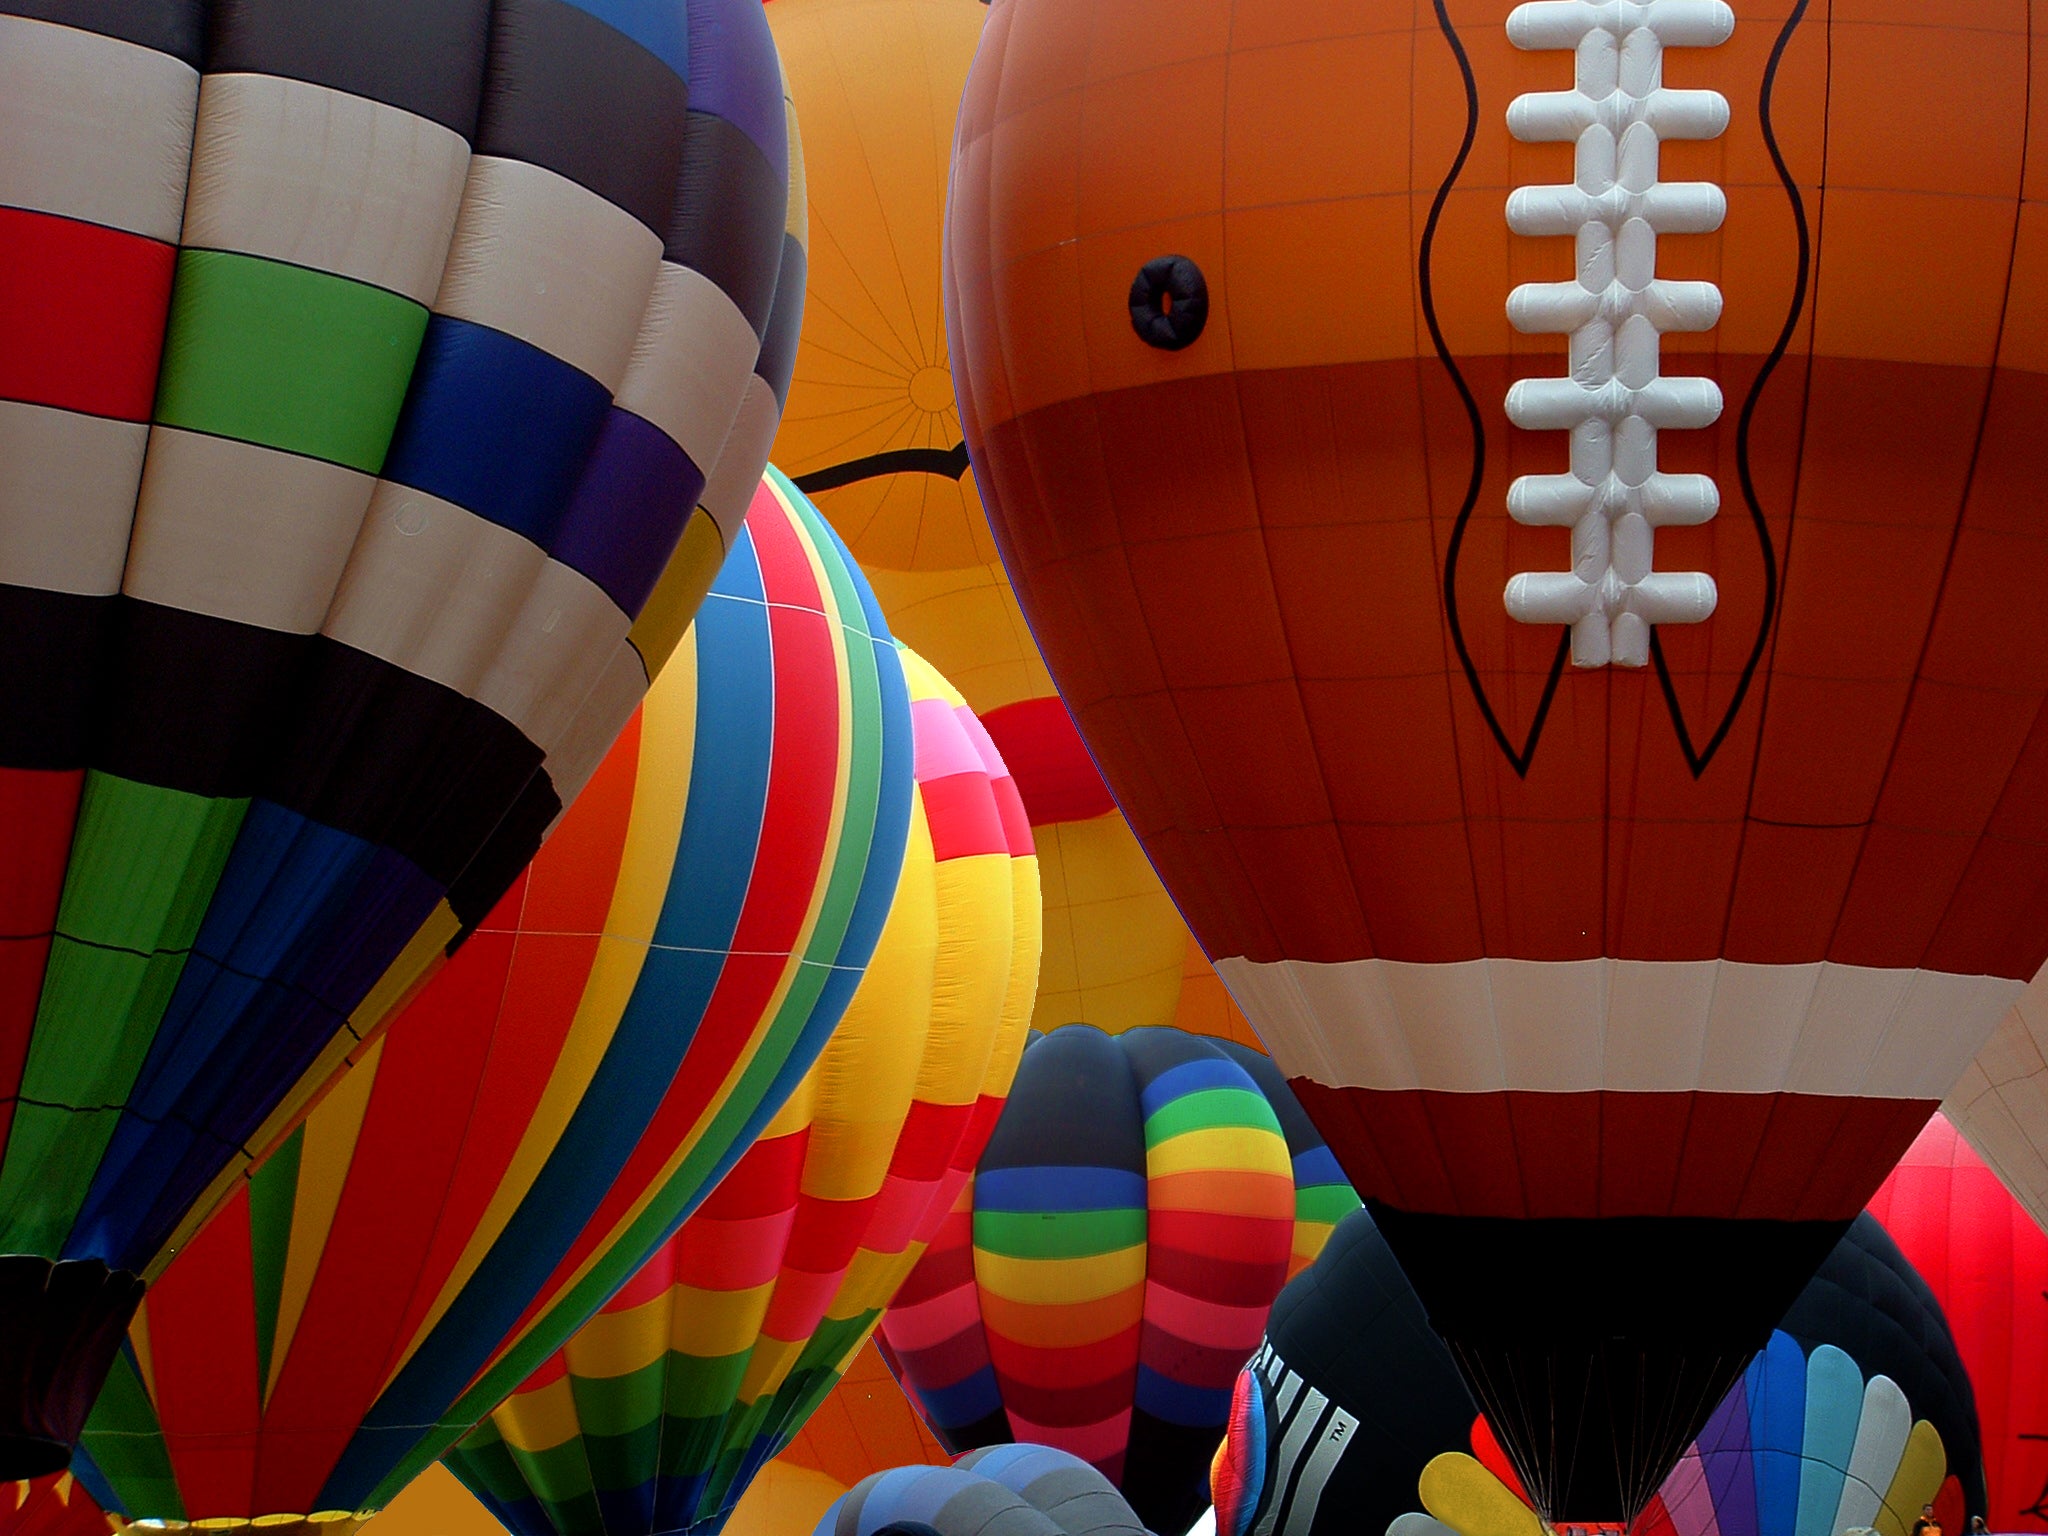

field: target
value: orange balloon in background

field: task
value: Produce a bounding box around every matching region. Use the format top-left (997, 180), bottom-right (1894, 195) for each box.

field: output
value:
top-left (764, 0), bottom-right (1258, 1045)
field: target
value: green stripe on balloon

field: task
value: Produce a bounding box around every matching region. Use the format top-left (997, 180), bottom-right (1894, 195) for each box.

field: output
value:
top-left (1145, 1087), bottom-right (1281, 1143)
top-left (154, 250), bottom-right (428, 471)
top-left (0, 777), bottom-right (246, 1254)
top-left (248, 1127), bottom-right (303, 1392)
top-left (974, 1208), bottom-right (1146, 1260)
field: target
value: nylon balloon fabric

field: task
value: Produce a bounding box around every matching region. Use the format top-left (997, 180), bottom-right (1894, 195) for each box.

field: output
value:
top-left (0, 0), bottom-right (795, 1474)
top-left (879, 1026), bottom-right (1349, 1536)
top-left (442, 641), bottom-right (1041, 1536)
top-left (1210, 1210), bottom-right (1984, 1536)
top-left (944, 0), bottom-right (2048, 1513)
top-left (764, 0), bottom-right (1200, 1039)
top-left (64, 469), bottom-right (912, 1529)
top-left (0, 1475), bottom-right (117, 1536)
top-left (1864, 1115), bottom-right (2041, 1531)
top-left (815, 1448), bottom-right (1153, 1536)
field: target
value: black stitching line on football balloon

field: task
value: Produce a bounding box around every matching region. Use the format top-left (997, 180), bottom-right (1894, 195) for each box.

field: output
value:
top-left (1647, 0), bottom-right (1805, 778)
top-left (791, 443), bottom-right (973, 494)
top-left (1428, 0), bottom-right (1570, 779)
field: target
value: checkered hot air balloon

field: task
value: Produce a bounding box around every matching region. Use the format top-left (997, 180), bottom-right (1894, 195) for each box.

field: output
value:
top-left (0, 0), bottom-right (802, 1475)
top-left (64, 470), bottom-right (911, 1530)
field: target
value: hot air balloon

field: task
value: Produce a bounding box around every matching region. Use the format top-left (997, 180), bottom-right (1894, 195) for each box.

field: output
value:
top-left (0, 0), bottom-right (795, 1472)
top-left (1209, 1210), bottom-right (1985, 1536)
top-left (0, 1475), bottom-right (117, 1536)
top-left (1866, 1113), bottom-right (2048, 1532)
top-left (762, 0), bottom-right (1217, 1038)
top-left (879, 1026), bottom-right (1354, 1535)
top-left (944, 0), bottom-right (2048, 1513)
top-left (442, 642), bottom-right (1040, 1536)
top-left (64, 468), bottom-right (912, 1529)
top-left (816, 1448), bottom-right (1153, 1536)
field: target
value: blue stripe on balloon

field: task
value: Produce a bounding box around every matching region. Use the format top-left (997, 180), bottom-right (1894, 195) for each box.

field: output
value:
top-left (912, 1363), bottom-right (1005, 1430)
top-left (380, 316), bottom-right (612, 552)
top-left (1700, 1372), bottom-right (1760, 1536)
top-left (857, 1466), bottom-right (980, 1532)
top-left (551, 406), bottom-right (707, 618)
top-left (973, 1165), bottom-right (1148, 1215)
top-left (683, 0), bottom-right (788, 186)
top-left (1138, 1056), bottom-right (1250, 1120)
top-left (560, 0), bottom-right (691, 81)
top-left (1291, 1145), bottom-right (1347, 1188)
top-left (1135, 1365), bottom-right (1232, 1427)
top-left (1794, 1344), bottom-right (1865, 1536)
top-left (1749, 1330), bottom-right (1808, 1536)
top-left (68, 811), bottom-right (439, 1270)
top-left (324, 529), bottom-right (779, 1508)
top-left (593, 1476), bottom-right (658, 1533)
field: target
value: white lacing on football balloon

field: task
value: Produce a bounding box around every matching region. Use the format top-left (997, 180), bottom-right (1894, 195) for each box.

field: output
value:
top-left (1501, 0), bottom-right (1734, 668)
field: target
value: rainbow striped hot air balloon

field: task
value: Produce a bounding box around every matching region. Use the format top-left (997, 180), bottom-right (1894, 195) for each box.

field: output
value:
top-left (66, 469), bottom-right (911, 1531)
top-left (440, 644), bottom-right (1039, 1536)
top-left (879, 1026), bottom-right (1357, 1536)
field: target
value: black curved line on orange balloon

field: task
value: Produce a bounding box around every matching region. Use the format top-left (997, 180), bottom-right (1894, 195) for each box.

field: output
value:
top-left (1428, 0), bottom-right (1571, 779)
top-left (1647, 0), bottom-right (1805, 778)
top-left (790, 442), bottom-right (972, 494)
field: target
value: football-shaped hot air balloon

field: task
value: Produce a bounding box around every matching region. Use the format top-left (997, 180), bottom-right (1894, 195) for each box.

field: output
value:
top-left (0, 0), bottom-right (794, 1473)
top-left (816, 1448), bottom-right (1153, 1536)
top-left (1866, 1113), bottom-right (2048, 1532)
top-left (945, 0), bottom-right (2048, 1514)
top-left (442, 641), bottom-right (1040, 1536)
top-left (1214, 1211), bottom-right (1985, 1536)
top-left (67, 470), bottom-right (912, 1529)
top-left (879, 1026), bottom-right (1354, 1535)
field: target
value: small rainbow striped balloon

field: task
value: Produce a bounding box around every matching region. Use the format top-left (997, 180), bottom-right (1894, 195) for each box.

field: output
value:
top-left (69, 469), bottom-right (912, 1526)
top-left (443, 645), bottom-right (1041, 1536)
top-left (880, 1025), bottom-right (1354, 1536)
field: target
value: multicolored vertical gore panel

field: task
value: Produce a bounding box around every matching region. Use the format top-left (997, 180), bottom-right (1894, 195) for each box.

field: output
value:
top-left (0, 0), bottom-right (794, 1472)
top-left (1215, 1045), bottom-right (1359, 1282)
top-left (441, 641), bottom-right (1038, 1536)
top-left (882, 1026), bottom-right (1298, 1536)
top-left (67, 472), bottom-right (910, 1525)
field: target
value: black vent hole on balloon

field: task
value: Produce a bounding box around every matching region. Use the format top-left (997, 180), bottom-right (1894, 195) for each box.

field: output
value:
top-left (1129, 255), bottom-right (1208, 350)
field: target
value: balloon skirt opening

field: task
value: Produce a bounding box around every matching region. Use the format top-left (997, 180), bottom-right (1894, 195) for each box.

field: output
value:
top-left (0, 1255), bottom-right (146, 1480)
top-left (1367, 1204), bottom-right (1853, 1525)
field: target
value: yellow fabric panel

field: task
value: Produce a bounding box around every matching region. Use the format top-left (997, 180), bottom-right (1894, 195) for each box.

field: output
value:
top-left (796, 792), bottom-right (937, 1202)
top-left (390, 631), bottom-right (701, 1382)
top-left (864, 563), bottom-right (1052, 714)
top-left (558, 1289), bottom-right (673, 1383)
top-left (1033, 814), bottom-right (1186, 1033)
top-left (666, 1282), bottom-right (778, 1362)
top-left (756, 1074), bottom-right (820, 1148)
top-left (737, 1332), bottom-right (808, 1406)
top-left (1147, 1128), bottom-right (1294, 1182)
top-left (1877, 1423), bottom-right (1948, 1536)
top-left (1419, 1453), bottom-right (1546, 1536)
top-left (627, 508), bottom-right (727, 683)
top-left (974, 1245), bottom-right (1146, 1307)
top-left (822, 1244), bottom-right (918, 1318)
top-left (491, 1375), bottom-right (581, 1456)
top-left (266, 1034), bottom-right (386, 1403)
top-left (763, 0), bottom-right (988, 572)
top-left (921, 851), bottom-right (1015, 1106)
top-left (723, 1464), bottom-right (846, 1536)
top-left (129, 1297), bottom-right (158, 1406)
top-left (989, 851), bottom-right (1041, 1100)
